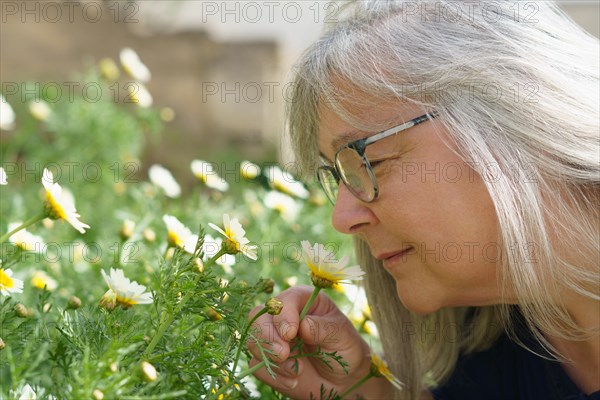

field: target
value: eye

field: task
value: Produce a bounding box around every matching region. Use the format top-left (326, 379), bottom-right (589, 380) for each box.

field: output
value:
top-left (368, 159), bottom-right (386, 169)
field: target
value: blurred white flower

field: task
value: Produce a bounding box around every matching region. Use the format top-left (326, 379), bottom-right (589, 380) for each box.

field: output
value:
top-left (0, 267), bottom-right (23, 296)
top-left (264, 165), bottom-right (309, 199)
top-left (0, 95), bottom-right (16, 131)
top-left (190, 160), bottom-right (229, 192)
top-left (42, 168), bottom-right (90, 234)
top-left (0, 167), bottom-right (7, 185)
top-left (18, 384), bottom-right (36, 400)
top-left (240, 160), bottom-right (260, 180)
top-left (209, 214), bottom-right (257, 261)
top-left (342, 283), bottom-right (369, 314)
top-left (28, 100), bottom-right (51, 121)
top-left (127, 82), bottom-right (153, 108)
top-left (120, 48), bottom-right (151, 83)
top-left (101, 268), bottom-right (153, 308)
top-left (148, 165), bottom-right (181, 198)
top-left (162, 215), bottom-right (197, 254)
top-left (141, 361), bottom-right (158, 382)
top-left (99, 57), bottom-right (120, 81)
top-left (31, 271), bottom-right (58, 291)
top-left (263, 190), bottom-right (300, 222)
top-left (8, 222), bottom-right (45, 252)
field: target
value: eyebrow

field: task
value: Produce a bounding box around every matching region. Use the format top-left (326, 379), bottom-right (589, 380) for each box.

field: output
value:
top-left (330, 130), bottom-right (364, 151)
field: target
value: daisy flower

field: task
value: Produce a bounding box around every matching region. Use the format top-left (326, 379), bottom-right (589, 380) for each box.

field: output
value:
top-left (120, 47), bottom-right (151, 83)
top-left (263, 190), bottom-right (300, 222)
top-left (370, 354), bottom-right (404, 390)
top-left (29, 100), bottom-right (51, 121)
top-left (190, 160), bottom-right (229, 192)
top-left (0, 167), bottom-right (7, 185)
top-left (240, 160), bottom-right (260, 180)
top-left (127, 82), bottom-right (153, 108)
top-left (31, 271), bottom-right (58, 291)
top-left (0, 95), bottom-right (16, 131)
top-left (300, 240), bottom-right (365, 288)
top-left (148, 165), bottom-right (181, 198)
top-left (264, 165), bottom-right (309, 199)
top-left (162, 215), bottom-right (198, 254)
top-left (203, 234), bottom-right (236, 271)
top-left (99, 57), bottom-right (120, 80)
top-left (42, 168), bottom-right (90, 234)
top-left (0, 267), bottom-right (24, 296)
top-left (8, 222), bottom-right (45, 252)
top-left (100, 268), bottom-right (153, 309)
top-left (209, 214), bottom-right (257, 260)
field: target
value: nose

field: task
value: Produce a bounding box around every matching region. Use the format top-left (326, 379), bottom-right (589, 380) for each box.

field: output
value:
top-left (331, 183), bottom-right (378, 234)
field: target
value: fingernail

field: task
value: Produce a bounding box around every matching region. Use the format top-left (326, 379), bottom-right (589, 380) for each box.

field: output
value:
top-left (271, 343), bottom-right (283, 359)
top-left (283, 378), bottom-right (298, 389)
top-left (271, 375), bottom-right (297, 390)
top-left (283, 359), bottom-right (297, 374)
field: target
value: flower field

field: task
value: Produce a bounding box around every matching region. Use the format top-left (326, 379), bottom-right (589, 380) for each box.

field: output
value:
top-left (0, 53), bottom-right (381, 399)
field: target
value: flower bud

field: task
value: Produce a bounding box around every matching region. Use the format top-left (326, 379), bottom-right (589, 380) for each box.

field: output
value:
top-left (204, 306), bottom-right (222, 321)
top-left (0, 337), bottom-right (5, 350)
top-left (67, 296), bottom-right (82, 310)
top-left (265, 298), bottom-right (283, 315)
top-left (15, 303), bottom-right (31, 318)
top-left (119, 219), bottom-right (136, 241)
top-left (99, 57), bottom-right (120, 81)
top-left (143, 228), bottom-right (156, 242)
top-left (141, 361), bottom-right (158, 382)
top-left (99, 289), bottom-right (117, 311)
top-left (261, 278), bottom-right (275, 294)
top-left (194, 257), bottom-right (204, 273)
top-left (92, 389), bottom-right (104, 400)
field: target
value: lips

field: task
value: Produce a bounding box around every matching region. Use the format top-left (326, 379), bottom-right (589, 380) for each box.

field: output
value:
top-left (375, 247), bottom-right (413, 268)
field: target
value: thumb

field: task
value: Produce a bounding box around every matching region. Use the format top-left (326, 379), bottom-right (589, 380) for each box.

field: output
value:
top-left (298, 312), bottom-right (356, 349)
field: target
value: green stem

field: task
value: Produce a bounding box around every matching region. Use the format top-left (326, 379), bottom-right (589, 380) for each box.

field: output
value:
top-left (144, 248), bottom-right (227, 357)
top-left (232, 307), bottom-right (268, 375)
top-left (0, 212), bottom-right (46, 243)
top-left (299, 287), bottom-right (321, 321)
top-left (338, 373), bottom-right (374, 399)
top-left (211, 360), bottom-right (265, 398)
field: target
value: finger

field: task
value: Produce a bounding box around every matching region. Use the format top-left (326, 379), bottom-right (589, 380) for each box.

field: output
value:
top-left (247, 313), bottom-right (286, 361)
top-left (298, 313), bottom-right (356, 348)
top-left (249, 357), bottom-right (299, 392)
top-left (272, 285), bottom-right (337, 342)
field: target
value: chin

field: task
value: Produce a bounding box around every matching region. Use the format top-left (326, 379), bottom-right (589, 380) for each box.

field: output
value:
top-left (395, 285), bottom-right (444, 315)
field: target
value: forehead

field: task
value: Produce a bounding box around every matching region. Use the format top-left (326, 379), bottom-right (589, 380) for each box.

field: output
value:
top-left (316, 102), bottom-right (422, 160)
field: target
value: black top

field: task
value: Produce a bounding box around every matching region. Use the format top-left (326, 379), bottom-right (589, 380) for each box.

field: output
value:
top-left (432, 320), bottom-right (600, 400)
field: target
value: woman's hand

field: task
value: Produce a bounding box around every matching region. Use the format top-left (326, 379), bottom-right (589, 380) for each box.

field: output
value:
top-left (247, 285), bottom-right (393, 399)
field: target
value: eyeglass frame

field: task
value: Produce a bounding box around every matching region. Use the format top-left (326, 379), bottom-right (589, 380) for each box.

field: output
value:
top-left (317, 111), bottom-right (439, 204)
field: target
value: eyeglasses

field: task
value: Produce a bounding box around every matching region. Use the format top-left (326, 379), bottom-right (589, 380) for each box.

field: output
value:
top-left (317, 111), bottom-right (438, 205)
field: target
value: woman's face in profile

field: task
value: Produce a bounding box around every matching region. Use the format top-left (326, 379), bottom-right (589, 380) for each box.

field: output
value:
top-left (317, 101), bottom-right (512, 314)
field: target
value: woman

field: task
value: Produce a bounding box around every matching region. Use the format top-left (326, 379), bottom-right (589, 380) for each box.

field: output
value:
top-left (248, 1), bottom-right (599, 398)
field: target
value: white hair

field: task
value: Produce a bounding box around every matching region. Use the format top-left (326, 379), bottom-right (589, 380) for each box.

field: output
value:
top-left (286, 1), bottom-right (599, 398)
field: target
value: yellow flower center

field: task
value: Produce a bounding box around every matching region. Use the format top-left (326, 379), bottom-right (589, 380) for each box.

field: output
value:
top-left (116, 296), bottom-right (136, 309)
top-left (167, 231), bottom-right (183, 248)
top-left (31, 275), bottom-right (47, 290)
top-left (44, 191), bottom-right (67, 220)
top-left (0, 269), bottom-right (14, 289)
top-left (307, 263), bottom-right (339, 286)
top-left (223, 229), bottom-right (239, 253)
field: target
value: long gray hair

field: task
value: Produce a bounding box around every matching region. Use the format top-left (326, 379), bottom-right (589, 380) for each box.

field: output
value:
top-left (286, 1), bottom-right (599, 398)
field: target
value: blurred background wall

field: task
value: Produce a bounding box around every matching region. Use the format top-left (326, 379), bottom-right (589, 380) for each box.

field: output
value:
top-left (1, 0), bottom-right (598, 180)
